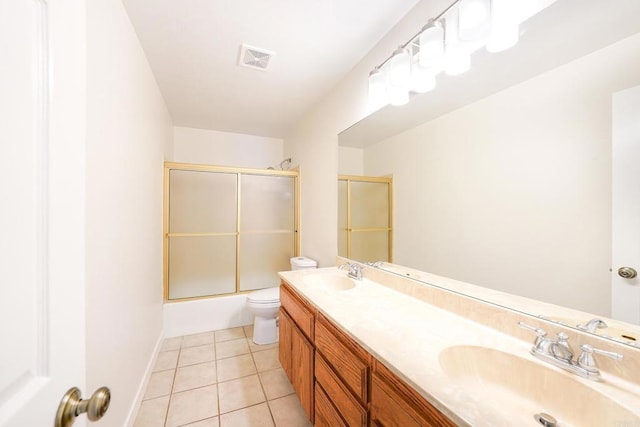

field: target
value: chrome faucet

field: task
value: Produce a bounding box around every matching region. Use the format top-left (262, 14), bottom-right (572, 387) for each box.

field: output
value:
top-left (518, 322), bottom-right (623, 381)
top-left (338, 262), bottom-right (363, 280)
top-left (577, 318), bottom-right (608, 333)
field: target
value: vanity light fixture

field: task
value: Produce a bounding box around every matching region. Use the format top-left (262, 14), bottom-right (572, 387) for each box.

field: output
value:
top-left (368, 0), bottom-right (522, 108)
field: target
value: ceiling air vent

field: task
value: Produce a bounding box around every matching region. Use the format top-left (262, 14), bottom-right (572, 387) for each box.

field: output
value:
top-left (238, 44), bottom-right (274, 71)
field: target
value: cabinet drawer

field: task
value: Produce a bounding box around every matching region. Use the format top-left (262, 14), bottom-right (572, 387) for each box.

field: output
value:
top-left (314, 383), bottom-right (347, 427)
top-left (315, 353), bottom-right (367, 427)
top-left (372, 361), bottom-right (455, 427)
top-left (315, 313), bottom-right (370, 403)
top-left (280, 282), bottom-right (315, 340)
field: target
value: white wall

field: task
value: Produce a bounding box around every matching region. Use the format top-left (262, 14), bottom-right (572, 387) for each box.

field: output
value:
top-left (283, 0), bottom-right (451, 267)
top-left (338, 146), bottom-right (364, 176)
top-left (364, 34), bottom-right (640, 316)
top-left (173, 126), bottom-right (283, 168)
top-left (86, 1), bottom-right (173, 425)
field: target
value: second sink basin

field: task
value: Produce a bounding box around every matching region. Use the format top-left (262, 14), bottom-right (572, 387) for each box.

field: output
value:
top-left (439, 345), bottom-right (637, 426)
top-left (303, 271), bottom-right (357, 291)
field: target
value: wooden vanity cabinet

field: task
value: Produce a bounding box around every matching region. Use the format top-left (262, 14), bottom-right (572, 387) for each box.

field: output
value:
top-left (280, 280), bottom-right (455, 427)
top-left (371, 360), bottom-right (456, 427)
top-left (279, 284), bottom-right (315, 421)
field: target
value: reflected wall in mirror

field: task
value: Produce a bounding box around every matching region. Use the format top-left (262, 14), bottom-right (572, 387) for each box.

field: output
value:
top-left (338, 0), bottom-right (640, 346)
top-left (338, 175), bottom-right (393, 263)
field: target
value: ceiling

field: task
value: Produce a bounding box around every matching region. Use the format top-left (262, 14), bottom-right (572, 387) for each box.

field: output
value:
top-left (123, 0), bottom-right (420, 138)
top-left (340, 0), bottom-right (640, 147)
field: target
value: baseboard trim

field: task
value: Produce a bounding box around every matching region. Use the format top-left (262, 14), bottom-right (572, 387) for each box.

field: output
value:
top-left (124, 330), bottom-right (164, 427)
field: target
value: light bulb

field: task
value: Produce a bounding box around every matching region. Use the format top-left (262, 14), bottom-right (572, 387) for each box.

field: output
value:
top-left (444, 12), bottom-right (471, 76)
top-left (388, 85), bottom-right (409, 106)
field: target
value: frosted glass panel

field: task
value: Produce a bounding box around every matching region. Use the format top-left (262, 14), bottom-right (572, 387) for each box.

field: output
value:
top-left (351, 182), bottom-right (389, 229)
top-left (240, 233), bottom-right (294, 291)
top-left (168, 236), bottom-right (236, 299)
top-left (241, 175), bottom-right (295, 231)
top-left (169, 170), bottom-right (237, 233)
top-left (338, 180), bottom-right (348, 257)
top-left (351, 231), bottom-right (389, 263)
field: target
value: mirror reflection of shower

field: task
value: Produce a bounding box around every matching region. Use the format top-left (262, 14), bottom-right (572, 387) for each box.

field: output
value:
top-left (267, 157), bottom-right (292, 170)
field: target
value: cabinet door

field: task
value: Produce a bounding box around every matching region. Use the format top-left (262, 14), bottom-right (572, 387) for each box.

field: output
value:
top-left (291, 321), bottom-right (314, 421)
top-left (279, 308), bottom-right (293, 380)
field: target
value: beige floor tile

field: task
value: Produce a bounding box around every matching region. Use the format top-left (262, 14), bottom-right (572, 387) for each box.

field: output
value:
top-left (216, 338), bottom-right (250, 359)
top-left (252, 348), bottom-right (280, 372)
top-left (154, 350), bottom-right (179, 372)
top-left (133, 395), bottom-right (169, 427)
top-left (248, 338), bottom-right (278, 353)
top-left (161, 336), bottom-right (183, 352)
top-left (217, 353), bottom-right (257, 382)
top-left (218, 375), bottom-right (266, 414)
top-left (182, 331), bottom-right (215, 348)
top-left (258, 368), bottom-right (294, 400)
top-left (173, 361), bottom-right (217, 393)
top-left (215, 327), bottom-right (246, 342)
top-left (219, 402), bottom-right (274, 427)
top-left (243, 325), bottom-right (254, 338)
top-left (143, 370), bottom-right (175, 400)
top-left (268, 394), bottom-right (311, 427)
top-left (183, 416), bottom-right (219, 426)
top-left (166, 385), bottom-right (218, 427)
top-left (178, 343), bottom-right (215, 367)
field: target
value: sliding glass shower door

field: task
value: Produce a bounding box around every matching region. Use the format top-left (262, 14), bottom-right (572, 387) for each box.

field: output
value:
top-left (165, 163), bottom-right (299, 301)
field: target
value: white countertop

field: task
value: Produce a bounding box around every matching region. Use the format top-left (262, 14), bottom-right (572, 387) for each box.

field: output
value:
top-left (279, 267), bottom-right (640, 427)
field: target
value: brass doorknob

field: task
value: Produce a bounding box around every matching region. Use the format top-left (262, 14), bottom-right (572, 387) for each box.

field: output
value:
top-left (618, 267), bottom-right (638, 279)
top-left (55, 386), bottom-right (111, 427)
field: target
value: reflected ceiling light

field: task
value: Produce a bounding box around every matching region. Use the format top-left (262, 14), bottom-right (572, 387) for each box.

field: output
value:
top-left (458, 0), bottom-right (492, 41)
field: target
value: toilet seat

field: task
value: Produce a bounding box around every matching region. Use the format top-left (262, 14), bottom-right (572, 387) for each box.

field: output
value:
top-left (247, 286), bottom-right (280, 304)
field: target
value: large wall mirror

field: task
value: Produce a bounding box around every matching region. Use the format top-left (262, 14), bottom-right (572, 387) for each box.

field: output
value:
top-left (338, 0), bottom-right (640, 347)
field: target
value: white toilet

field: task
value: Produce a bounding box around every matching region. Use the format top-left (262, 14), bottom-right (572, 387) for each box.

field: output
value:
top-left (247, 256), bottom-right (317, 345)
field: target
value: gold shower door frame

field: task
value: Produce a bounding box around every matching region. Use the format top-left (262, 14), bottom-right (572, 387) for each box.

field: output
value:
top-left (339, 175), bottom-right (393, 263)
top-left (164, 162), bottom-right (300, 302)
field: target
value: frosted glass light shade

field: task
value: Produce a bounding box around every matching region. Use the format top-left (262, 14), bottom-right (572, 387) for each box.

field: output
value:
top-left (388, 85), bottom-right (409, 106)
top-left (411, 62), bottom-right (436, 93)
top-left (419, 21), bottom-right (444, 69)
top-left (388, 47), bottom-right (412, 90)
top-left (444, 44), bottom-right (471, 76)
top-left (368, 68), bottom-right (388, 106)
top-left (486, 0), bottom-right (518, 52)
top-left (458, 0), bottom-right (492, 41)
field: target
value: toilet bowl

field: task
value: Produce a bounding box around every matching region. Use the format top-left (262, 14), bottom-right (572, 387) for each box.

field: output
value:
top-left (247, 257), bottom-right (317, 345)
top-left (247, 287), bottom-right (281, 345)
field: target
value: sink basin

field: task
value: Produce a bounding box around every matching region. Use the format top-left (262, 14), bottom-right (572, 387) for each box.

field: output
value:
top-left (439, 345), bottom-right (638, 426)
top-left (303, 272), bottom-right (357, 291)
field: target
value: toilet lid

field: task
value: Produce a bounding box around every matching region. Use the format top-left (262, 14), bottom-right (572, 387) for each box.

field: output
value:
top-left (247, 286), bottom-right (280, 303)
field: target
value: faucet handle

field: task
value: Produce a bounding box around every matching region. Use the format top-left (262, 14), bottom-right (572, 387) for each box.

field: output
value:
top-left (577, 344), bottom-right (623, 373)
top-left (518, 322), bottom-right (554, 354)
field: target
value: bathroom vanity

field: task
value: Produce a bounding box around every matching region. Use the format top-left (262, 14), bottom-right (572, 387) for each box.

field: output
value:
top-left (278, 264), bottom-right (640, 426)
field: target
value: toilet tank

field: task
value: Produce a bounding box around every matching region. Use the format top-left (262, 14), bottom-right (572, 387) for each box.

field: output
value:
top-left (290, 256), bottom-right (317, 270)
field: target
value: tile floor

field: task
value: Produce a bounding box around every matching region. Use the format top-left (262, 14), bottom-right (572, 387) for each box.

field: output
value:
top-left (134, 325), bottom-right (312, 427)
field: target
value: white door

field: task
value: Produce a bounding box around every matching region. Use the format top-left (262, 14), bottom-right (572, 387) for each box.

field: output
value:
top-left (612, 85), bottom-right (640, 324)
top-left (0, 0), bottom-right (88, 426)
